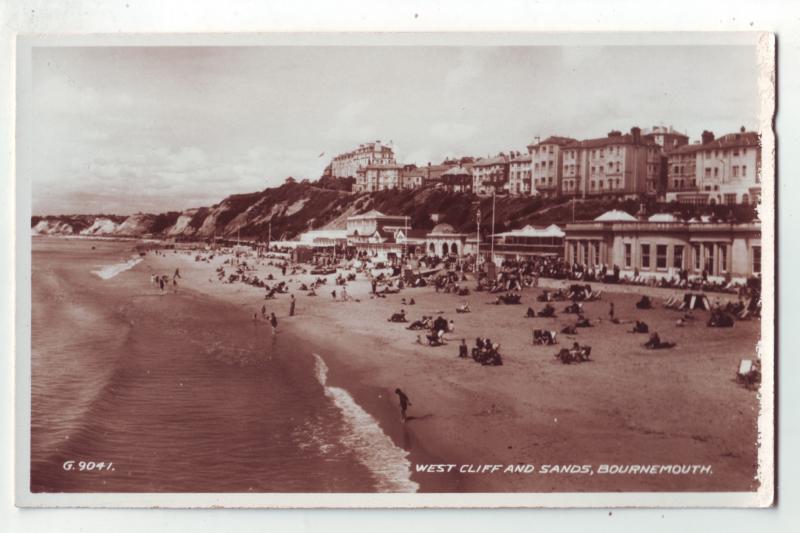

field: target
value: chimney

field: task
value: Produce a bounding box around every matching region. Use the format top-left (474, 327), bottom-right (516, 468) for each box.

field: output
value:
top-left (701, 130), bottom-right (715, 145)
top-left (630, 126), bottom-right (641, 143)
top-left (608, 130), bottom-right (622, 138)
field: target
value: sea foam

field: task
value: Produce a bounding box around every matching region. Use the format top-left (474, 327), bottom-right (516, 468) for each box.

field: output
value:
top-left (313, 353), bottom-right (419, 493)
top-left (92, 257), bottom-right (142, 280)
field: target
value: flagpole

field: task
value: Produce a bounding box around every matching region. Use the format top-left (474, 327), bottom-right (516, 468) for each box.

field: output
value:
top-left (490, 189), bottom-right (496, 264)
top-left (476, 205), bottom-right (481, 273)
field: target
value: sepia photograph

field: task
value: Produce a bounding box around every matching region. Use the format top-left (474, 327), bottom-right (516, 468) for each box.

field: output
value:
top-left (14, 32), bottom-right (774, 507)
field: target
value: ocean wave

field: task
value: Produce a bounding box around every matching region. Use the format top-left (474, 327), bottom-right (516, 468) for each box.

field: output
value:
top-left (313, 353), bottom-right (419, 493)
top-left (92, 257), bottom-right (142, 280)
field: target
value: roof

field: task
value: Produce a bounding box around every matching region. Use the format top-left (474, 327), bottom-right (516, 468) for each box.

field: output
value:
top-left (493, 224), bottom-right (565, 238)
top-left (648, 213), bottom-right (677, 223)
top-left (399, 229), bottom-right (428, 239)
top-left (441, 165), bottom-right (471, 176)
top-left (577, 133), bottom-right (659, 149)
top-left (298, 229), bottom-right (348, 243)
top-left (529, 136), bottom-right (578, 148)
top-left (472, 155), bottom-right (509, 167)
top-left (509, 153), bottom-right (532, 163)
top-left (347, 210), bottom-right (407, 221)
top-left (594, 210), bottom-right (637, 222)
top-left (430, 223), bottom-right (455, 234)
top-left (667, 131), bottom-right (760, 156)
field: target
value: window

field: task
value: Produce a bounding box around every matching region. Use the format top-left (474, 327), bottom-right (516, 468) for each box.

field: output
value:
top-left (705, 168), bottom-right (711, 178)
top-left (581, 242), bottom-right (589, 264)
top-left (719, 245), bottom-right (728, 273)
top-left (674, 245), bottom-right (684, 269)
top-left (704, 243), bottom-right (714, 274)
top-left (592, 242), bottom-right (600, 266)
top-left (693, 244), bottom-right (701, 270)
top-left (732, 166), bottom-right (739, 177)
top-left (548, 146), bottom-right (553, 154)
top-left (724, 193), bottom-right (737, 205)
top-left (714, 167), bottom-right (719, 178)
top-left (624, 243), bottom-right (632, 268)
top-left (641, 244), bottom-right (651, 269)
top-left (656, 245), bottom-right (667, 269)
top-left (742, 165), bottom-right (747, 177)
top-left (753, 245), bottom-right (761, 274)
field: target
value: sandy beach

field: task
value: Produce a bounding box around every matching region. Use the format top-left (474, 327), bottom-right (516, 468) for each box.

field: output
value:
top-left (141, 246), bottom-right (761, 493)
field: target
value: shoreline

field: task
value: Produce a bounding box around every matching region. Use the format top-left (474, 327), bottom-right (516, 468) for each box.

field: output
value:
top-left (135, 245), bottom-right (761, 493)
top-left (137, 248), bottom-right (454, 492)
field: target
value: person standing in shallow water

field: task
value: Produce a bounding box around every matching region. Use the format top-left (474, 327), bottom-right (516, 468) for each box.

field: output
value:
top-left (270, 312), bottom-right (278, 334)
top-left (289, 294), bottom-right (296, 316)
top-left (395, 388), bottom-right (412, 422)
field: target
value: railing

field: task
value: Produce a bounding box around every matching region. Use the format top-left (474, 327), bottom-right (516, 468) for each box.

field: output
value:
top-left (565, 221), bottom-right (761, 232)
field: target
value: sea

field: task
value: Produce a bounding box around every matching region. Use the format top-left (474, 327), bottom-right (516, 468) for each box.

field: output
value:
top-left (30, 237), bottom-right (418, 493)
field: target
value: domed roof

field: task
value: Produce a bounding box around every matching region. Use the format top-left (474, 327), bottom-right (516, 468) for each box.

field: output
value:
top-left (594, 210), bottom-right (637, 222)
top-left (430, 223), bottom-right (455, 234)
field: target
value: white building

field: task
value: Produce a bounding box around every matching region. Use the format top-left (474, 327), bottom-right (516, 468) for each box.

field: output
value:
top-left (508, 153), bottom-right (533, 196)
top-left (564, 210), bottom-right (762, 282)
top-left (356, 164), bottom-right (404, 192)
top-left (471, 155), bottom-right (509, 196)
top-left (329, 141), bottom-right (396, 180)
top-left (666, 129), bottom-right (762, 205)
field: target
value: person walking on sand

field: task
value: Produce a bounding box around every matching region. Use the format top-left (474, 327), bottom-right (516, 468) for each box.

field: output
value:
top-left (609, 302), bottom-right (615, 321)
top-left (289, 294), bottom-right (296, 316)
top-left (459, 338), bottom-right (469, 359)
top-left (173, 268), bottom-right (181, 280)
top-left (270, 312), bottom-right (278, 334)
top-left (395, 388), bottom-right (412, 422)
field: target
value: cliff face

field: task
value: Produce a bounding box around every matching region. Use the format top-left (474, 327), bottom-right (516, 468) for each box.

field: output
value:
top-left (30, 182), bottom-right (648, 241)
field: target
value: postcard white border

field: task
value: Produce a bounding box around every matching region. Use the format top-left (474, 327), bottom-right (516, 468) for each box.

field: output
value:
top-left (9, 29), bottom-right (777, 511)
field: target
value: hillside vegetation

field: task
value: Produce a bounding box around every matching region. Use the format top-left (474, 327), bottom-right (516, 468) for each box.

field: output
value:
top-left (31, 182), bottom-right (759, 240)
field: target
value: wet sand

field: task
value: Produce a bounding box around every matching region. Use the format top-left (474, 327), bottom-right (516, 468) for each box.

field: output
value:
top-left (143, 248), bottom-right (761, 493)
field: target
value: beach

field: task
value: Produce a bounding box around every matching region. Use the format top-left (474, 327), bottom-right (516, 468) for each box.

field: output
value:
top-left (137, 243), bottom-right (761, 493)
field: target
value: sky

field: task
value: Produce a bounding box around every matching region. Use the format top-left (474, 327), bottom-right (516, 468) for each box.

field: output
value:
top-left (26, 44), bottom-right (762, 215)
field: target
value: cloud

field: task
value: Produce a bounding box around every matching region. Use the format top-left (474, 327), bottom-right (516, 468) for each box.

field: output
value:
top-left (429, 121), bottom-right (478, 143)
top-left (444, 50), bottom-right (484, 93)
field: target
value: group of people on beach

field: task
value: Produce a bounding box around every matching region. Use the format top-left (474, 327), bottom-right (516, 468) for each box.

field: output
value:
top-left (150, 268), bottom-right (181, 292)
